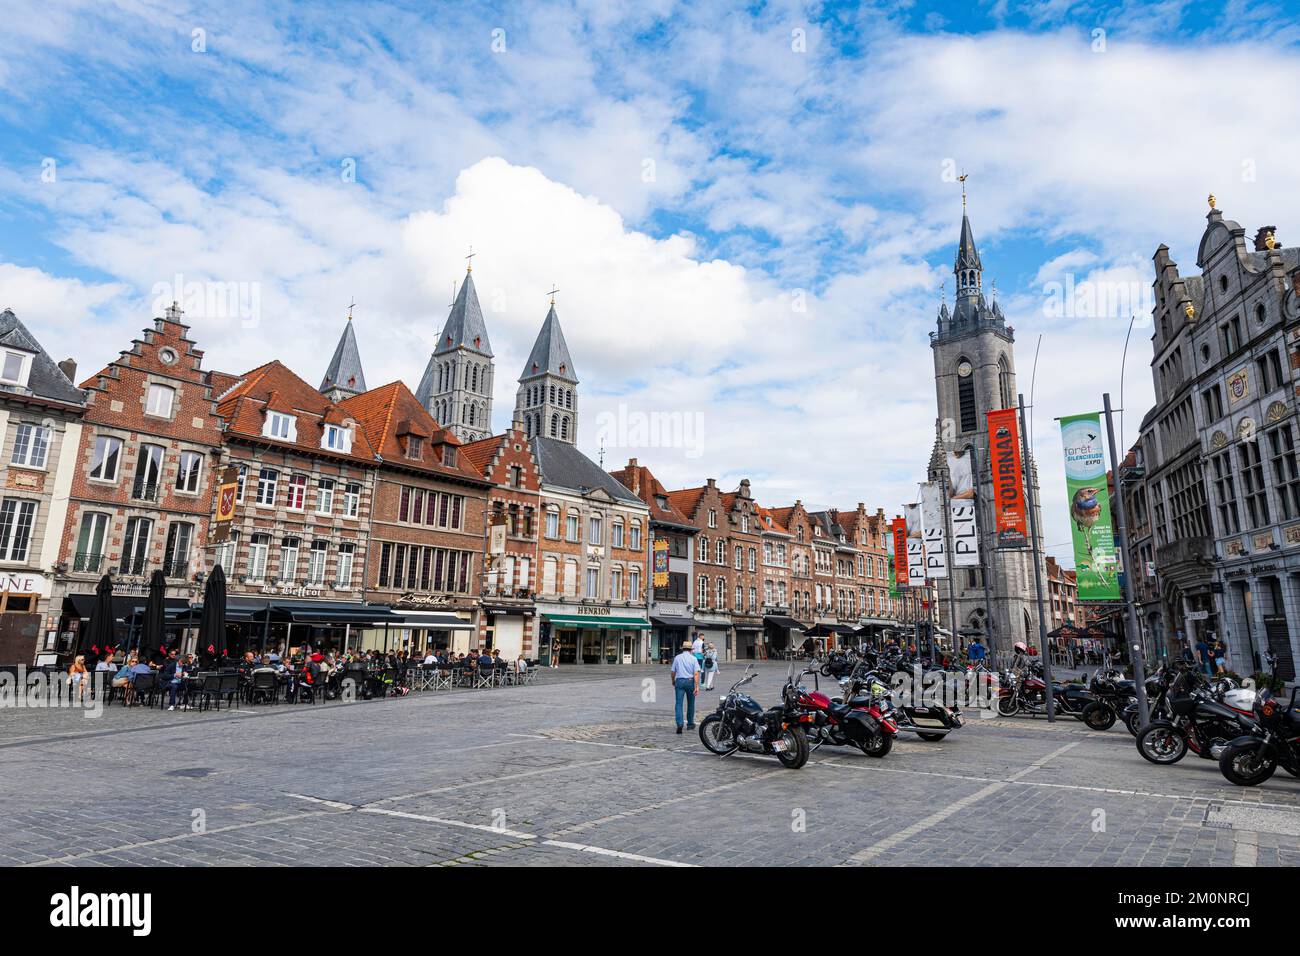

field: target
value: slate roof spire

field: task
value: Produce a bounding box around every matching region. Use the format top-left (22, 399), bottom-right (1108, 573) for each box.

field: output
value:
top-left (319, 310), bottom-right (367, 401)
top-left (435, 269), bottom-right (493, 358)
top-left (519, 302), bottom-right (577, 384)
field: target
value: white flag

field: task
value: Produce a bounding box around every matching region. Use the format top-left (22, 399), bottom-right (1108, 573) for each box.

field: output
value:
top-left (904, 503), bottom-right (926, 588)
top-left (920, 482), bottom-right (948, 579)
top-left (946, 448), bottom-right (979, 568)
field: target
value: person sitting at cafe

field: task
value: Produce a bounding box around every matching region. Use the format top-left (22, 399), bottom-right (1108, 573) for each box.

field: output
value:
top-left (111, 657), bottom-right (134, 692)
top-left (124, 656), bottom-right (153, 706)
top-left (160, 650), bottom-right (187, 711)
top-left (422, 649), bottom-right (437, 666)
top-left (478, 649), bottom-right (494, 669)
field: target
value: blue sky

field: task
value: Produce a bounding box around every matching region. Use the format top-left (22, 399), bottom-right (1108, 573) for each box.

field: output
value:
top-left (1, 0), bottom-right (1298, 563)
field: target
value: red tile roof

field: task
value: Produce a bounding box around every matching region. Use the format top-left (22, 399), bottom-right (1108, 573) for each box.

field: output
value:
top-left (609, 460), bottom-right (692, 526)
top-left (339, 381), bottom-right (485, 482)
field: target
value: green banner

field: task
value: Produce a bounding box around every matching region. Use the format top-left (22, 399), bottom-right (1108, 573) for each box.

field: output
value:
top-left (1059, 412), bottom-right (1120, 600)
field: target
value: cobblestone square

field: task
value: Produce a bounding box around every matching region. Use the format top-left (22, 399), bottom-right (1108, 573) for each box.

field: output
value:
top-left (3, 663), bottom-right (1298, 867)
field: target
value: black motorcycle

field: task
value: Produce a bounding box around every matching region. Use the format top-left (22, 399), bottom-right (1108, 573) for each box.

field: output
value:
top-left (818, 650), bottom-right (859, 679)
top-left (1217, 656), bottom-right (1300, 786)
top-left (1135, 668), bottom-right (1257, 766)
top-left (844, 663), bottom-right (964, 742)
top-left (699, 665), bottom-right (811, 769)
top-left (1081, 668), bottom-right (1161, 732)
top-left (996, 661), bottom-right (1095, 719)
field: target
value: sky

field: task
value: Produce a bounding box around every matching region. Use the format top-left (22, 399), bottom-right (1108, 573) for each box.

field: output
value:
top-left (1, 0), bottom-right (1298, 567)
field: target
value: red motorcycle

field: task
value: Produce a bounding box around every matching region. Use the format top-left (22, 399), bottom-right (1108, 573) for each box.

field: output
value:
top-left (793, 665), bottom-right (897, 757)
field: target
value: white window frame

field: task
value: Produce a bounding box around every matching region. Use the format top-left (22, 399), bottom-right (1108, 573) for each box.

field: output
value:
top-left (265, 411), bottom-right (296, 441)
top-left (89, 435), bottom-right (122, 482)
top-left (175, 450), bottom-right (202, 494)
top-left (0, 349), bottom-right (33, 388)
top-left (145, 383), bottom-right (175, 418)
top-left (10, 422), bottom-right (50, 469)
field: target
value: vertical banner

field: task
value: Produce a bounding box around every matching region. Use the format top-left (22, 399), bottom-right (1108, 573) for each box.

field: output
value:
top-left (1059, 412), bottom-right (1121, 599)
top-left (904, 503), bottom-right (926, 588)
top-left (891, 517), bottom-right (908, 589)
top-left (652, 538), bottom-right (670, 588)
top-left (919, 483), bottom-right (948, 579)
top-left (946, 449), bottom-right (979, 567)
top-left (987, 407), bottom-right (1028, 548)
top-left (213, 465), bottom-right (240, 543)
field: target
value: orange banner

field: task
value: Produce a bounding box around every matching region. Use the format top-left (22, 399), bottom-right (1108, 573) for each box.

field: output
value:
top-left (987, 407), bottom-right (1028, 548)
top-left (891, 517), bottom-right (909, 588)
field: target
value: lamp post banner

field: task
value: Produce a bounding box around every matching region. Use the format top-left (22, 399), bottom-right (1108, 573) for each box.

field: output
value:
top-left (919, 482), bottom-right (948, 579)
top-left (1060, 412), bottom-right (1121, 599)
top-left (987, 407), bottom-right (1028, 548)
top-left (946, 448), bottom-right (979, 567)
top-left (905, 503), bottom-right (926, 588)
top-left (891, 517), bottom-right (909, 589)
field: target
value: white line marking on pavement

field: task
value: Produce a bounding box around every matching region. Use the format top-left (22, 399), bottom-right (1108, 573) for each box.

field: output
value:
top-left (282, 792), bottom-right (357, 810)
top-left (841, 740), bottom-right (1082, 866)
top-left (509, 732), bottom-right (695, 753)
top-left (366, 750), bottom-right (659, 805)
top-left (541, 840), bottom-right (694, 866)
top-left (24, 810), bottom-right (334, 866)
top-left (360, 806), bottom-right (537, 840)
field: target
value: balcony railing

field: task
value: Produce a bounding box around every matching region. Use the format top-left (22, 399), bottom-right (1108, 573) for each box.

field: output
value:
top-left (72, 552), bottom-right (103, 573)
top-left (130, 481), bottom-right (161, 503)
top-left (118, 556), bottom-right (147, 576)
top-left (161, 559), bottom-right (188, 579)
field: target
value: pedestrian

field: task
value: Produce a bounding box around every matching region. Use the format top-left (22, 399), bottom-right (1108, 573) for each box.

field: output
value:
top-left (670, 640), bottom-right (700, 734)
top-left (1195, 635), bottom-right (1211, 676)
top-left (1213, 640), bottom-right (1228, 675)
top-left (691, 632), bottom-right (705, 673)
top-left (965, 636), bottom-right (986, 667)
top-left (703, 643), bottom-right (718, 690)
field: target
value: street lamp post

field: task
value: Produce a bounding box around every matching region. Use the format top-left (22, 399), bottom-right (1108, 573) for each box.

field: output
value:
top-left (1018, 393), bottom-right (1055, 721)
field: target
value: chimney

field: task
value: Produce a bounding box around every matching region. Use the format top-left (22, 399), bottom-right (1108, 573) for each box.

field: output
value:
top-left (706, 478), bottom-right (716, 490)
top-left (628, 457), bottom-right (638, 468)
top-left (58, 358), bottom-right (77, 382)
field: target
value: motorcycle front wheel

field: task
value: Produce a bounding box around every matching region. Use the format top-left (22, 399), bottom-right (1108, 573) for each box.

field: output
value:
top-left (1124, 711), bottom-right (1142, 736)
top-left (820, 664), bottom-right (833, 677)
top-left (776, 727), bottom-right (809, 769)
top-left (1219, 744), bottom-right (1277, 786)
top-left (698, 714), bottom-right (738, 755)
top-left (1082, 701), bottom-right (1116, 731)
top-left (1137, 723), bottom-right (1188, 765)
top-left (996, 695), bottom-right (1020, 717)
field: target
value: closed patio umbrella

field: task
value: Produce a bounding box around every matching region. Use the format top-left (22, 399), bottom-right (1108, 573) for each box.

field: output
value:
top-left (198, 565), bottom-right (228, 664)
top-left (139, 569), bottom-right (167, 661)
top-left (78, 574), bottom-right (116, 665)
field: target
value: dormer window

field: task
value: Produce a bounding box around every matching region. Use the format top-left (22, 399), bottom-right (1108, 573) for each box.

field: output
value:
top-left (405, 435), bottom-right (424, 460)
top-left (323, 424), bottom-right (351, 452)
top-left (265, 411), bottom-right (295, 441)
top-left (0, 350), bottom-right (32, 389)
top-left (145, 383), bottom-right (175, 418)
top-left (442, 445), bottom-right (457, 466)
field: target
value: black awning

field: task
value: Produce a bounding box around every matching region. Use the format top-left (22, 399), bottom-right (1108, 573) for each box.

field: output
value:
top-left (803, 622), bottom-right (857, 637)
top-left (63, 594), bottom-right (191, 622)
top-left (763, 615), bottom-right (805, 632)
top-left (651, 615), bottom-right (697, 629)
top-left (255, 601), bottom-right (405, 626)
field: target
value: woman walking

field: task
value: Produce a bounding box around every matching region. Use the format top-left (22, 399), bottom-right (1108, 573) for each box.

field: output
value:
top-left (703, 643), bottom-right (719, 690)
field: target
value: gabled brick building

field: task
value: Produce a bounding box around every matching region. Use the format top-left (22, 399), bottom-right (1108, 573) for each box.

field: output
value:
top-left (461, 421), bottom-right (544, 659)
top-left (51, 304), bottom-right (223, 653)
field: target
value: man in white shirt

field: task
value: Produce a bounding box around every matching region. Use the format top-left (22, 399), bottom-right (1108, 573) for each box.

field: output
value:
top-left (671, 641), bottom-right (701, 734)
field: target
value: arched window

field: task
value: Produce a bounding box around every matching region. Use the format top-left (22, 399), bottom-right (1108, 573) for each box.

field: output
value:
top-left (565, 389), bottom-right (572, 409)
top-left (549, 384), bottom-right (556, 404)
top-left (998, 354), bottom-right (1012, 409)
top-left (561, 416), bottom-right (569, 440)
top-left (550, 414), bottom-right (558, 438)
top-left (471, 365), bottom-right (479, 392)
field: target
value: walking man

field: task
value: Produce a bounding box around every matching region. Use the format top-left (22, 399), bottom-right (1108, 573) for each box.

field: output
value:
top-left (671, 640), bottom-right (700, 734)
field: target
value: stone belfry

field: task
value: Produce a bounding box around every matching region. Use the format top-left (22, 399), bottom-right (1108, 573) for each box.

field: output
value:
top-left (927, 183), bottom-right (1045, 651)
top-left (416, 256), bottom-right (495, 442)
top-left (515, 290), bottom-right (578, 444)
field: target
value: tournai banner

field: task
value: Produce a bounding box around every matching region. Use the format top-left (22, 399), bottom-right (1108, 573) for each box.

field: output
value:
top-left (652, 538), bottom-right (670, 589)
top-left (904, 503), bottom-right (927, 588)
top-left (1059, 412), bottom-right (1121, 600)
top-left (986, 407), bottom-right (1029, 548)
top-left (919, 482), bottom-right (948, 579)
top-left (945, 449), bottom-right (979, 567)
top-left (891, 517), bottom-right (909, 589)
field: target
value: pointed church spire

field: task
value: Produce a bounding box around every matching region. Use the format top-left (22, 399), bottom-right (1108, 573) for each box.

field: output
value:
top-left (417, 262), bottom-right (495, 443)
top-left (516, 294), bottom-right (579, 445)
top-left (320, 310), bottom-right (367, 401)
top-left (436, 272), bottom-right (492, 357)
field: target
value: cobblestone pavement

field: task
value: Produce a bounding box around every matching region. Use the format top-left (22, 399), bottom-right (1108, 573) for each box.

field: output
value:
top-left (2, 662), bottom-right (1298, 867)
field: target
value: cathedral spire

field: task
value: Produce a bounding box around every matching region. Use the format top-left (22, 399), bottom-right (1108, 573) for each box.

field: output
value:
top-left (516, 294), bottom-right (579, 444)
top-left (417, 265), bottom-right (495, 443)
top-left (319, 310), bottom-right (367, 402)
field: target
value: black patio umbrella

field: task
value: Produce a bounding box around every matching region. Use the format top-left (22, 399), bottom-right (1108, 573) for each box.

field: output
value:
top-left (197, 564), bottom-right (228, 664)
top-left (139, 569), bottom-right (167, 661)
top-left (78, 574), bottom-right (116, 664)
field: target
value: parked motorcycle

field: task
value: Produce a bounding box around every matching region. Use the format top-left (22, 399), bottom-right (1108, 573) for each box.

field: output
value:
top-left (818, 650), bottom-right (859, 679)
top-left (996, 663), bottom-right (1094, 719)
top-left (794, 665), bottom-right (898, 756)
top-left (1135, 667), bottom-right (1258, 766)
top-left (1081, 668), bottom-right (1160, 732)
top-left (698, 665), bottom-right (811, 769)
top-left (1217, 655), bottom-right (1300, 786)
top-left (841, 663), bottom-right (963, 742)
